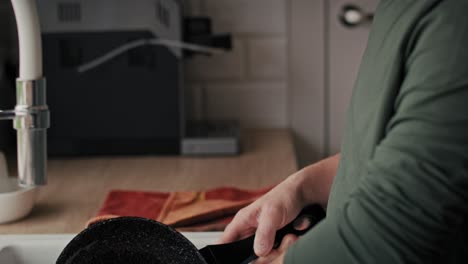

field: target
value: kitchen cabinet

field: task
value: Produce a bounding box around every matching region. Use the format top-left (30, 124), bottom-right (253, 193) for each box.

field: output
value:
top-left (289, 0), bottom-right (378, 164)
top-left (0, 129), bottom-right (296, 234)
top-left (327, 0), bottom-right (378, 154)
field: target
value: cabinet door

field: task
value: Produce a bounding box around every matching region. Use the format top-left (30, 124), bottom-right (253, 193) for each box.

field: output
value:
top-left (327, 0), bottom-right (378, 154)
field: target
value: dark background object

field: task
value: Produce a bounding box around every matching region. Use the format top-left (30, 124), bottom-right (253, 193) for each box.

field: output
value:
top-left (0, 58), bottom-right (18, 158)
top-left (184, 17), bottom-right (232, 57)
top-left (37, 0), bottom-right (185, 156)
top-left (43, 31), bottom-right (182, 156)
top-left (182, 120), bottom-right (241, 156)
top-left (0, 1), bottom-right (17, 156)
top-left (39, 1), bottom-right (233, 157)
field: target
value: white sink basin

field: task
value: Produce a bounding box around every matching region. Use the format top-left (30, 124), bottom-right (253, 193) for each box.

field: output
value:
top-left (0, 232), bottom-right (221, 264)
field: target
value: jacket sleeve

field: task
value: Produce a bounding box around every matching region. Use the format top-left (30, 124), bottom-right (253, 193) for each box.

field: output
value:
top-left (285, 2), bottom-right (468, 263)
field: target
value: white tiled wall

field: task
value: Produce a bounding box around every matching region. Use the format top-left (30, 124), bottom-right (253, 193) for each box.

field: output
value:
top-left (203, 0), bottom-right (287, 34)
top-left (204, 82), bottom-right (288, 128)
top-left (184, 0), bottom-right (290, 128)
top-left (186, 39), bottom-right (245, 81)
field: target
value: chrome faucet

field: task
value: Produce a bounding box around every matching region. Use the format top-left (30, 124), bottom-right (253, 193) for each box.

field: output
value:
top-left (0, 0), bottom-right (49, 187)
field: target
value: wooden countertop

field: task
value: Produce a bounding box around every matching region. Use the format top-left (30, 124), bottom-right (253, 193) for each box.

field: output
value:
top-left (0, 129), bottom-right (297, 234)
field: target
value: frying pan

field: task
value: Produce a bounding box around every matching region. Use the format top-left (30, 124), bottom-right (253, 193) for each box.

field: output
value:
top-left (56, 204), bottom-right (325, 264)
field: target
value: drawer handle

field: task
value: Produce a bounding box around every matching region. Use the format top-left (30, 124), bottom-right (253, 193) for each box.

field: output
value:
top-left (339, 4), bottom-right (374, 28)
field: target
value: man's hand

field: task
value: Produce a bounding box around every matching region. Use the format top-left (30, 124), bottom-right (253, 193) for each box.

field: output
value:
top-left (219, 154), bottom-right (340, 257)
top-left (253, 234), bottom-right (298, 264)
top-left (220, 174), bottom-right (306, 256)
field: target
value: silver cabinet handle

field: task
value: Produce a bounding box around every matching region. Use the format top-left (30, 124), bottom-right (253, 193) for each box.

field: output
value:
top-left (339, 4), bottom-right (374, 28)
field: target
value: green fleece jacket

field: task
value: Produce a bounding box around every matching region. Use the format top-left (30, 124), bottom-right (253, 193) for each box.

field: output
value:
top-left (286, 0), bottom-right (468, 263)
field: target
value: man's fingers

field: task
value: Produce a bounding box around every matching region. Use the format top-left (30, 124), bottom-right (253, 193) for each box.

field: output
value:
top-left (220, 204), bottom-right (291, 259)
top-left (279, 234), bottom-right (298, 251)
top-left (219, 209), bottom-right (257, 244)
top-left (219, 223), bottom-right (239, 244)
top-left (254, 206), bottom-right (284, 257)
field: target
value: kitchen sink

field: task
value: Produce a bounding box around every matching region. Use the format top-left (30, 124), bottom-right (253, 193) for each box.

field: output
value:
top-left (0, 232), bottom-right (221, 264)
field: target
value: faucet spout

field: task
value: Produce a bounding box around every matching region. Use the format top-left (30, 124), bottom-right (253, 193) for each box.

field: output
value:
top-left (9, 0), bottom-right (48, 187)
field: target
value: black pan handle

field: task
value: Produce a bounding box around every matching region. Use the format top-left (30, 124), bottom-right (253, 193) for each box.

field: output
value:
top-left (205, 204), bottom-right (325, 264)
top-left (271, 204), bottom-right (326, 250)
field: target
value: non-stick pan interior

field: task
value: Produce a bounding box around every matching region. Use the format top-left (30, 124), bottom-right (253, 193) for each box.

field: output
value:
top-left (56, 217), bottom-right (208, 264)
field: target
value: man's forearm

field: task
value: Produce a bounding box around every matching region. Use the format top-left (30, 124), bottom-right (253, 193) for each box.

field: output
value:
top-left (289, 154), bottom-right (340, 208)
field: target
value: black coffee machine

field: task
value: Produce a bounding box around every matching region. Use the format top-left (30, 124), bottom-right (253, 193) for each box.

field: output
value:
top-left (37, 0), bottom-right (236, 156)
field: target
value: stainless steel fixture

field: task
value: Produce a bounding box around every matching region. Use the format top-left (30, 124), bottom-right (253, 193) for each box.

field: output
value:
top-left (15, 79), bottom-right (49, 186)
top-left (0, 0), bottom-right (49, 187)
top-left (0, 79), bottom-right (49, 186)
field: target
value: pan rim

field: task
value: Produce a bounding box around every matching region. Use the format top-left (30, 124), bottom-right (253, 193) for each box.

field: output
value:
top-left (56, 216), bottom-right (209, 264)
